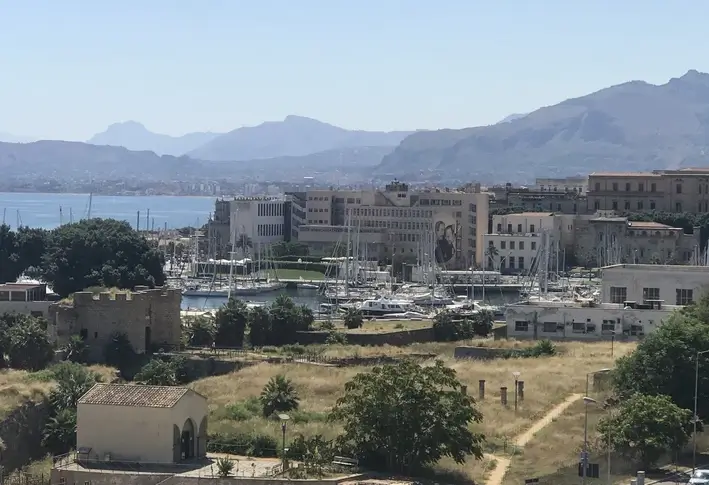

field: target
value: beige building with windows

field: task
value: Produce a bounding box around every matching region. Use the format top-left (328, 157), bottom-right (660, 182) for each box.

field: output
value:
top-left (289, 181), bottom-right (490, 268)
top-left (75, 384), bottom-right (208, 464)
top-left (601, 264), bottom-right (709, 306)
top-left (483, 212), bottom-right (562, 272)
top-left (587, 168), bottom-right (709, 214)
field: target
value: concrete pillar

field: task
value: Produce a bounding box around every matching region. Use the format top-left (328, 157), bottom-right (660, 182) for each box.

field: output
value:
top-left (630, 480), bottom-right (637, 485)
top-left (500, 387), bottom-right (508, 406)
top-left (636, 471), bottom-right (645, 485)
top-left (517, 380), bottom-right (525, 401)
top-left (479, 380), bottom-right (485, 400)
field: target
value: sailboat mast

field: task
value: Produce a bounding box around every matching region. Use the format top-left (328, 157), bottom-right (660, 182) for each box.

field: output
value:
top-left (345, 210), bottom-right (350, 297)
top-left (87, 193), bottom-right (93, 220)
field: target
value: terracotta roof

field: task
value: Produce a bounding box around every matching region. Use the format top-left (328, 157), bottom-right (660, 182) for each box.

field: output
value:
top-left (78, 384), bottom-right (190, 408)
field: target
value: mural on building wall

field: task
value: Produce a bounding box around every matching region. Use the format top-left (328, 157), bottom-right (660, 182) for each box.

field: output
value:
top-left (434, 215), bottom-right (458, 264)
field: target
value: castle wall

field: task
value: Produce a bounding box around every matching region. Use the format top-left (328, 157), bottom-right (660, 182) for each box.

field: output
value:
top-left (49, 287), bottom-right (181, 362)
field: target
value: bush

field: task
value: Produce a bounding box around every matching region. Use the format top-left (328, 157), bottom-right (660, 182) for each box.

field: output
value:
top-left (325, 331), bottom-right (347, 345)
top-left (224, 397), bottom-right (261, 421)
top-left (207, 432), bottom-right (280, 458)
top-left (343, 308), bottom-right (364, 329)
top-left (215, 457), bottom-right (235, 477)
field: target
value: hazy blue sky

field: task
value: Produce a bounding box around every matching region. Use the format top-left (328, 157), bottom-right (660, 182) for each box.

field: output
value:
top-left (1, 0), bottom-right (707, 141)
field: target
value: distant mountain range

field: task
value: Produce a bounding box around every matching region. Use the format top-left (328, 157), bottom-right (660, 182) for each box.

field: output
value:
top-left (7, 70), bottom-right (709, 184)
top-left (0, 132), bottom-right (36, 143)
top-left (87, 121), bottom-right (222, 156)
top-left (377, 69), bottom-right (709, 181)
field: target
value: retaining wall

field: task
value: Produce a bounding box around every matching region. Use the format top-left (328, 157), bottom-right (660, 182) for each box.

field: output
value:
top-left (295, 327), bottom-right (434, 346)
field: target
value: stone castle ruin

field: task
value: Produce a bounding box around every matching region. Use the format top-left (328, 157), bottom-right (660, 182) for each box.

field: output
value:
top-left (49, 286), bottom-right (181, 362)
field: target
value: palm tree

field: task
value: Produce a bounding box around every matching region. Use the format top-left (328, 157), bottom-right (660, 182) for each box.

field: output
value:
top-left (485, 245), bottom-right (499, 271)
top-left (343, 308), bottom-right (364, 329)
top-left (260, 374), bottom-right (300, 417)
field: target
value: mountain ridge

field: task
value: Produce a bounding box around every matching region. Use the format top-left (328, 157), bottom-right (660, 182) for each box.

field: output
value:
top-left (376, 70), bottom-right (709, 181)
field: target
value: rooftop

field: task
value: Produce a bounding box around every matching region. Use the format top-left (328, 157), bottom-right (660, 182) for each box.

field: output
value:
top-left (0, 282), bottom-right (45, 291)
top-left (589, 171), bottom-right (661, 177)
top-left (627, 221), bottom-right (677, 230)
top-left (602, 264), bottom-right (709, 273)
top-left (78, 384), bottom-right (195, 408)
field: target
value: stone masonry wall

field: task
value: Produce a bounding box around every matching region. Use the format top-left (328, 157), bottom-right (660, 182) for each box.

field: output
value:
top-left (0, 401), bottom-right (50, 474)
top-left (295, 327), bottom-right (434, 346)
top-left (49, 286), bottom-right (181, 362)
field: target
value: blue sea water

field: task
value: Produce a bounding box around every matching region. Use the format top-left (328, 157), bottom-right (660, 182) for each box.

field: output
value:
top-left (0, 192), bottom-right (216, 230)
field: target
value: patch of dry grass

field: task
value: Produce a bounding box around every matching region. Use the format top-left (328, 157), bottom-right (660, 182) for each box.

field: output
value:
top-left (0, 364), bottom-right (116, 420)
top-left (190, 339), bottom-right (637, 484)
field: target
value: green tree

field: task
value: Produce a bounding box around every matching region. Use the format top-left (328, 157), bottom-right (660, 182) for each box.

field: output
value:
top-left (7, 317), bottom-right (53, 370)
top-left (134, 358), bottom-right (178, 385)
top-left (613, 313), bottom-right (709, 418)
top-left (247, 306), bottom-right (272, 347)
top-left (260, 374), bottom-right (300, 417)
top-left (103, 331), bottom-right (136, 370)
top-left (49, 362), bottom-right (100, 410)
top-left (267, 295), bottom-right (310, 345)
top-left (214, 298), bottom-right (248, 347)
top-left (343, 308), bottom-right (364, 329)
top-left (472, 310), bottom-right (494, 337)
top-left (40, 218), bottom-right (166, 297)
top-left (0, 224), bottom-right (23, 283)
top-left (42, 408), bottom-right (77, 453)
top-left (598, 393), bottom-right (693, 469)
top-left (330, 360), bottom-right (484, 473)
top-left (186, 315), bottom-right (216, 346)
top-left (63, 335), bottom-right (89, 363)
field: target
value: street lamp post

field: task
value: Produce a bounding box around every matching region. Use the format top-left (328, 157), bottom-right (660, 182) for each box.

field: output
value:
top-left (583, 369), bottom-right (611, 485)
top-left (694, 350), bottom-right (709, 474)
top-left (513, 371), bottom-right (521, 413)
top-left (279, 414), bottom-right (290, 471)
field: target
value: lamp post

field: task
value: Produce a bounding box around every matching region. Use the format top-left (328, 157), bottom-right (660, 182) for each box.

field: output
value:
top-left (582, 369), bottom-right (611, 485)
top-left (694, 350), bottom-right (709, 474)
top-left (513, 371), bottom-right (521, 413)
top-left (279, 413), bottom-right (290, 471)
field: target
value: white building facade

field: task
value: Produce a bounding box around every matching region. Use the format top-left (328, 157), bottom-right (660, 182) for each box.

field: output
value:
top-left (229, 197), bottom-right (286, 247)
top-left (601, 264), bottom-right (709, 306)
top-left (483, 212), bottom-right (563, 272)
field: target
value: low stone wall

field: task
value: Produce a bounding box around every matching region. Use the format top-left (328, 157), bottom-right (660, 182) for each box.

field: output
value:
top-left (454, 346), bottom-right (515, 360)
top-left (0, 401), bottom-right (51, 473)
top-left (295, 327), bottom-right (435, 346)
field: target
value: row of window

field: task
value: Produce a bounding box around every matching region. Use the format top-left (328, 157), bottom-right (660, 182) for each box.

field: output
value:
top-left (514, 320), bottom-right (645, 335)
top-left (493, 240), bottom-right (537, 251)
top-left (596, 181), bottom-right (658, 193)
top-left (348, 208), bottom-right (435, 218)
top-left (308, 207), bottom-right (329, 213)
top-left (257, 224), bottom-right (284, 237)
top-left (609, 286), bottom-right (694, 305)
top-left (355, 219), bottom-right (434, 230)
top-left (495, 223), bottom-right (537, 233)
top-left (500, 256), bottom-right (526, 269)
top-left (418, 199), bottom-right (464, 206)
top-left (257, 203), bottom-right (283, 217)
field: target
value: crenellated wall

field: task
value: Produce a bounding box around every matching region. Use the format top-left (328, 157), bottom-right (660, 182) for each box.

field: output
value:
top-left (49, 286), bottom-right (181, 362)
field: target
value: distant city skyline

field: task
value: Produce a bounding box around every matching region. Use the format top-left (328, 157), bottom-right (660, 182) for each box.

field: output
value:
top-left (1, 0), bottom-right (708, 141)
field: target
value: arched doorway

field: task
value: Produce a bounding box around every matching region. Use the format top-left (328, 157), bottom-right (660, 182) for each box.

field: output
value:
top-left (197, 416), bottom-right (208, 457)
top-left (181, 418), bottom-right (196, 460)
top-left (172, 425), bottom-right (181, 462)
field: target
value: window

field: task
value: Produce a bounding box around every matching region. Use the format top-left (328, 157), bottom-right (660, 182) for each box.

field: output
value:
top-left (637, 201), bottom-right (643, 210)
top-left (676, 202), bottom-right (683, 212)
top-left (518, 257), bottom-right (525, 269)
top-left (676, 289), bottom-right (694, 305)
top-left (625, 182), bottom-right (631, 191)
top-left (594, 201), bottom-right (600, 210)
top-left (531, 241), bottom-right (537, 251)
top-left (519, 241), bottom-right (525, 250)
top-left (515, 321), bottom-right (529, 332)
top-left (543, 322), bottom-right (557, 333)
top-left (642, 287), bottom-right (660, 301)
top-left (624, 200), bottom-right (630, 210)
top-left (500, 241), bottom-right (506, 249)
top-left (497, 223), bottom-right (502, 232)
top-left (610, 286), bottom-right (627, 304)
top-left (510, 241), bottom-right (515, 250)
top-left (507, 224), bottom-right (512, 233)
top-left (572, 322), bottom-right (586, 333)
top-left (638, 183), bottom-right (644, 192)
top-left (677, 183), bottom-right (682, 194)
top-left (508, 256), bottom-right (515, 268)
top-left (530, 224), bottom-right (535, 232)
top-left (651, 183), bottom-right (656, 192)
top-left (612, 200), bottom-right (618, 210)
top-left (517, 224), bottom-right (522, 233)
top-left (594, 182), bottom-right (601, 192)
top-left (601, 320), bottom-right (616, 334)
top-left (612, 183), bottom-right (618, 191)
top-left (650, 201), bottom-right (656, 210)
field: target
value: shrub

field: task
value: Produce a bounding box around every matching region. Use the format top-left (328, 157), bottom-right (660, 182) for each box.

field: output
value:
top-left (215, 457), bottom-right (235, 477)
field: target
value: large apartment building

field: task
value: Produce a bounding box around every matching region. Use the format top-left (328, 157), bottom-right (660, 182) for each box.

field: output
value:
top-left (289, 181), bottom-right (490, 269)
top-left (587, 168), bottom-right (709, 213)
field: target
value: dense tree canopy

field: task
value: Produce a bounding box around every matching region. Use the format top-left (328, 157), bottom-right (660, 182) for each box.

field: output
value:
top-left (0, 313), bottom-right (53, 370)
top-left (214, 298), bottom-right (248, 347)
top-left (598, 394), bottom-right (693, 468)
top-left (330, 360), bottom-right (484, 473)
top-left (0, 219), bottom-right (165, 297)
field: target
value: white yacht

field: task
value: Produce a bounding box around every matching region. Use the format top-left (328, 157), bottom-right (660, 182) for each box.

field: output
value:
top-left (358, 298), bottom-right (418, 316)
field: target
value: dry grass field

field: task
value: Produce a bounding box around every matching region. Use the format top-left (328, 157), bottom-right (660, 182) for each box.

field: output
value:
top-left (190, 339), bottom-right (637, 484)
top-left (0, 364), bottom-right (116, 419)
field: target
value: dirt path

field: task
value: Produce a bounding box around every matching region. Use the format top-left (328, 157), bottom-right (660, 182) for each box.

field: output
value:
top-left (483, 393), bottom-right (582, 485)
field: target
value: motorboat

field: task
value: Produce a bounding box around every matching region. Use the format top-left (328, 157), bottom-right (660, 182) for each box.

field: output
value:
top-left (358, 298), bottom-right (419, 316)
